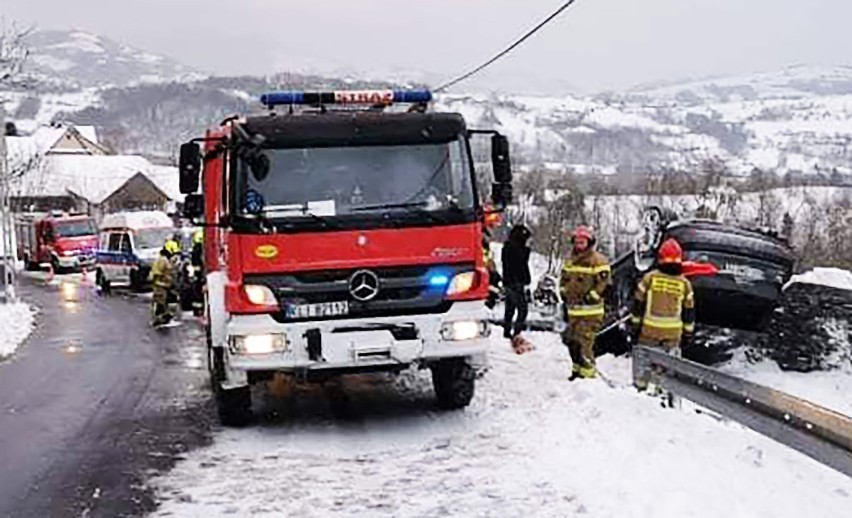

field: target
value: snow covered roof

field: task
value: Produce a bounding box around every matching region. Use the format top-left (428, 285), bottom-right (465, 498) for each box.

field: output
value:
top-left (786, 268), bottom-right (852, 291)
top-left (100, 210), bottom-right (174, 231)
top-left (10, 154), bottom-right (180, 204)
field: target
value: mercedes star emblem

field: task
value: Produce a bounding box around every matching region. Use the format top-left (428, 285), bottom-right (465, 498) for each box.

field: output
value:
top-left (349, 270), bottom-right (380, 302)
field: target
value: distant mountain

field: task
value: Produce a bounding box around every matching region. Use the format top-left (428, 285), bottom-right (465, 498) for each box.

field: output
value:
top-left (627, 65), bottom-right (852, 104)
top-left (4, 30), bottom-right (852, 180)
top-left (24, 30), bottom-right (202, 89)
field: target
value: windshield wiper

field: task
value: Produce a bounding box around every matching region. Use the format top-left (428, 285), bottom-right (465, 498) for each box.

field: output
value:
top-left (352, 201), bottom-right (447, 225)
top-left (352, 201), bottom-right (430, 212)
top-left (257, 204), bottom-right (340, 230)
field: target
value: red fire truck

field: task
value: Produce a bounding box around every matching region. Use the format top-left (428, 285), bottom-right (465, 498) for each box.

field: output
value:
top-left (178, 89), bottom-right (513, 425)
top-left (15, 212), bottom-right (98, 273)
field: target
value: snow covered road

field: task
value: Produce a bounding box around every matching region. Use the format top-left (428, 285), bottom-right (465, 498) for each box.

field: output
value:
top-left (152, 333), bottom-right (852, 518)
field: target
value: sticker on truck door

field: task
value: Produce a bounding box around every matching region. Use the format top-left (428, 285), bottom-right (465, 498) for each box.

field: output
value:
top-left (255, 244), bottom-right (279, 259)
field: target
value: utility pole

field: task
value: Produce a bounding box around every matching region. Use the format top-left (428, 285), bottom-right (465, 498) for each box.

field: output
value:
top-left (0, 102), bottom-right (15, 302)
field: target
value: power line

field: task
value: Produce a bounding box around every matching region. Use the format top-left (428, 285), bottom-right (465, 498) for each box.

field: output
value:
top-left (434, 0), bottom-right (582, 93)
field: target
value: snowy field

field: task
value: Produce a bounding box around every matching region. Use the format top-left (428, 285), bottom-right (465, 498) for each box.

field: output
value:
top-left (152, 333), bottom-right (852, 518)
top-left (0, 302), bottom-right (35, 359)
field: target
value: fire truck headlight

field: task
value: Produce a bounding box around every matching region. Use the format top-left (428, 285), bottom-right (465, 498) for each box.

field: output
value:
top-left (232, 334), bottom-right (288, 355)
top-left (61, 250), bottom-right (75, 257)
top-left (441, 321), bottom-right (488, 341)
top-left (244, 284), bottom-right (277, 306)
top-left (446, 271), bottom-right (476, 296)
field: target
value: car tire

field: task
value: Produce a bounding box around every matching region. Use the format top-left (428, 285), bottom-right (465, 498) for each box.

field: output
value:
top-left (96, 269), bottom-right (111, 295)
top-left (431, 359), bottom-right (476, 409)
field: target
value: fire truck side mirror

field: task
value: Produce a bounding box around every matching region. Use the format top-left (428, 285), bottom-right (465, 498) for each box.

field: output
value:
top-left (183, 194), bottom-right (204, 219)
top-left (491, 134), bottom-right (512, 184)
top-left (179, 142), bottom-right (201, 194)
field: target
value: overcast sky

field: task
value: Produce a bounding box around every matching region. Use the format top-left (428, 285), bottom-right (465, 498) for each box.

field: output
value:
top-left (4, 0), bottom-right (852, 93)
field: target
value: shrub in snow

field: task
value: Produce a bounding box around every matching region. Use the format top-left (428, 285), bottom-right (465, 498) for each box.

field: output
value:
top-left (758, 282), bottom-right (852, 372)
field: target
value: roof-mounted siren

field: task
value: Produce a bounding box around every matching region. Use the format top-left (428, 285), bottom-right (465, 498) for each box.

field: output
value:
top-left (260, 89), bottom-right (433, 109)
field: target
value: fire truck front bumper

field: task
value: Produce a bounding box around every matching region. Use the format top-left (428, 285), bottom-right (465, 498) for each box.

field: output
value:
top-left (220, 301), bottom-right (490, 385)
top-left (56, 252), bottom-right (97, 269)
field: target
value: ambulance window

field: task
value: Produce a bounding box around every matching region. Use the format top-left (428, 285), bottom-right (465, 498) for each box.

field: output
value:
top-left (108, 233), bottom-right (123, 251)
top-left (119, 234), bottom-right (133, 254)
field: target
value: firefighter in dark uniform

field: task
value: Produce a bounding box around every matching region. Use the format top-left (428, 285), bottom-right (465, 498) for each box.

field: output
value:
top-left (560, 226), bottom-right (611, 380)
top-left (483, 237), bottom-right (501, 309)
top-left (630, 238), bottom-right (695, 400)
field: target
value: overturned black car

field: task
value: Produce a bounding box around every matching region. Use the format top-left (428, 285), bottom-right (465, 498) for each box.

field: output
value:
top-left (597, 207), bottom-right (796, 362)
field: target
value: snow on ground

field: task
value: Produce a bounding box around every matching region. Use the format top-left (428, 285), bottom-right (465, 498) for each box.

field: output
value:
top-left (152, 333), bottom-right (852, 518)
top-left (720, 348), bottom-right (852, 417)
top-left (786, 268), bottom-right (852, 291)
top-left (0, 302), bottom-right (35, 359)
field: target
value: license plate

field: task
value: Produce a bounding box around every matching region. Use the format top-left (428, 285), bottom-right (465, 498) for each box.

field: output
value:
top-left (285, 301), bottom-right (349, 319)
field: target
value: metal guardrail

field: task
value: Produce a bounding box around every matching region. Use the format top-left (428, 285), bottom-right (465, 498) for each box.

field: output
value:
top-left (632, 345), bottom-right (852, 478)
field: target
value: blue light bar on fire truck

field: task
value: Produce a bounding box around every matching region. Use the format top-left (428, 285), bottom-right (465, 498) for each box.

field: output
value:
top-left (260, 89), bottom-right (432, 108)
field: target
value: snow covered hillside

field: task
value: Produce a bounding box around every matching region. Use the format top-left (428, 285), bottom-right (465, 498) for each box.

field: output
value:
top-left (24, 30), bottom-right (202, 89)
top-left (152, 334), bottom-right (852, 518)
top-left (6, 30), bottom-right (852, 175)
top-left (0, 303), bottom-right (35, 359)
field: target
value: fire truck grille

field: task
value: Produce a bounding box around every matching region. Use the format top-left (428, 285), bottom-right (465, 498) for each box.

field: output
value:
top-left (245, 263), bottom-right (474, 323)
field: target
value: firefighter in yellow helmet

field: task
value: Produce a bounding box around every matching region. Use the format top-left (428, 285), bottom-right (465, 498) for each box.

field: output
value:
top-left (560, 226), bottom-right (611, 380)
top-left (150, 239), bottom-right (180, 326)
top-left (630, 238), bottom-right (695, 402)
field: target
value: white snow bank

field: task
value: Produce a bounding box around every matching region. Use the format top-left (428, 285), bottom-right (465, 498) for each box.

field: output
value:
top-left (153, 333), bottom-right (852, 517)
top-left (720, 348), bottom-right (852, 417)
top-left (786, 268), bottom-right (852, 292)
top-left (0, 302), bottom-right (35, 359)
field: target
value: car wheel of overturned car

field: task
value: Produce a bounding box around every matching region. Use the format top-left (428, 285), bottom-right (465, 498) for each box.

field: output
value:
top-left (431, 359), bottom-right (476, 409)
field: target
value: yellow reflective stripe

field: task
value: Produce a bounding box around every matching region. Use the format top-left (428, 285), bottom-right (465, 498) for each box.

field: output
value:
top-left (564, 264), bottom-right (611, 275)
top-left (568, 304), bottom-right (605, 317)
top-left (587, 290), bottom-right (601, 303)
top-left (683, 323), bottom-right (695, 333)
top-left (643, 315), bottom-right (684, 330)
top-left (651, 277), bottom-right (686, 295)
top-left (630, 316), bottom-right (642, 325)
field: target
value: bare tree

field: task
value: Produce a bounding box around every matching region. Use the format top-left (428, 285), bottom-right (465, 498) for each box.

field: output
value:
top-left (0, 20), bottom-right (34, 300)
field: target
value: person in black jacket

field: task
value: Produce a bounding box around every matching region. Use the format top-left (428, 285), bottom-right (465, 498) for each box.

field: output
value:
top-left (501, 224), bottom-right (532, 342)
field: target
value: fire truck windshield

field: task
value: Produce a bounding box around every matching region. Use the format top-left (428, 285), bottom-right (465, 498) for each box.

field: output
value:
top-left (236, 139), bottom-right (475, 227)
top-left (55, 220), bottom-right (96, 238)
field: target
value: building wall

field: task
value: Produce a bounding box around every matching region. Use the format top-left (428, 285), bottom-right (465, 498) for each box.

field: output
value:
top-left (48, 129), bottom-right (108, 156)
top-left (100, 173), bottom-right (170, 218)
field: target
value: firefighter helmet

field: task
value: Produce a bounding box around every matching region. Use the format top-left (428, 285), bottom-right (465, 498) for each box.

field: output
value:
top-left (164, 239), bottom-right (180, 255)
top-left (658, 238), bottom-right (683, 265)
top-left (192, 229), bottom-right (203, 245)
top-left (571, 225), bottom-right (595, 244)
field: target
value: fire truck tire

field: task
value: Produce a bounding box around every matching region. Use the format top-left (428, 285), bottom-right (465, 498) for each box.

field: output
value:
top-left (51, 257), bottom-right (66, 275)
top-left (23, 254), bottom-right (38, 271)
top-left (215, 385), bottom-right (253, 427)
top-left (431, 359), bottom-right (476, 409)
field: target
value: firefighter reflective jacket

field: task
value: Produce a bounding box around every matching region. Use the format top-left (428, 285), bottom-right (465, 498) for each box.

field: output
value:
top-left (150, 254), bottom-right (175, 291)
top-left (631, 270), bottom-right (695, 346)
top-left (560, 249), bottom-right (611, 319)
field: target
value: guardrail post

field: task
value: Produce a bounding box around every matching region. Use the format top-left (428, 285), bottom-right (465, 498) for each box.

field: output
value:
top-left (632, 346), bottom-right (653, 391)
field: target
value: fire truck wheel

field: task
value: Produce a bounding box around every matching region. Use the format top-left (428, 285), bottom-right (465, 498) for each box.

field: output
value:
top-left (431, 359), bottom-right (476, 409)
top-left (51, 257), bottom-right (66, 275)
top-left (215, 386), bottom-right (253, 427)
top-left (24, 254), bottom-right (38, 271)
